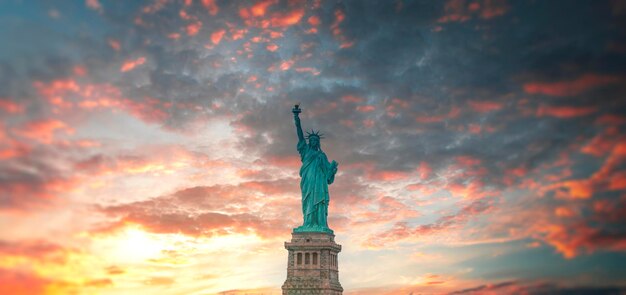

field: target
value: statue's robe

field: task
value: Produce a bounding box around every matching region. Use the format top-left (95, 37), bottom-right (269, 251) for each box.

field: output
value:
top-left (297, 140), bottom-right (334, 228)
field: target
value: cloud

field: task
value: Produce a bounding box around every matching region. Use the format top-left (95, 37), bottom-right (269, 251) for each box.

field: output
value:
top-left (85, 0), bottom-right (103, 13)
top-left (365, 199), bottom-right (493, 248)
top-left (536, 105), bottom-right (597, 118)
top-left (14, 119), bottom-right (74, 144)
top-left (201, 0), bottom-right (219, 15)
top-left (120, 57), bottom-right (147, 72)
top-left (449, 281), bottom-right (626, 295)
top-left (0, 268), bottom-right (53, 295)
top-left (438, 0), bottom-right (509, 23)
top-left (523, 74), bottom-right (622, 97)
top-left (2, 0), bottom-right (626, 293)
top-left (211, 29), bottom-right (226, 44)
top-left (97, 178), bottom-right (301, 239)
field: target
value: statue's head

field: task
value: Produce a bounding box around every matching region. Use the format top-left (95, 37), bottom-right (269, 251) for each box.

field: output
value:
top-left (306, 130), bottom-right (323, 150)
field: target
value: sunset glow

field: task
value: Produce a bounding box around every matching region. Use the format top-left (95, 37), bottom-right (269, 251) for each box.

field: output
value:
top-left (1, 0), bottom-right (626, 294)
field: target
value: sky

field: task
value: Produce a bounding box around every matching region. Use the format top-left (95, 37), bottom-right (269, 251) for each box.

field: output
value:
top-left (1, 0), bottom-right (626, 294)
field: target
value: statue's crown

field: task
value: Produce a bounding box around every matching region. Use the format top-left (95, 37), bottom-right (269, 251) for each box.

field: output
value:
top-left (306, 129), bottom-right (324, 139)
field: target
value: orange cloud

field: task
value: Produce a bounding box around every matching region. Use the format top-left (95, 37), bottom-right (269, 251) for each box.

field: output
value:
top-left (270, 8), bottom-right (304, 27)
top-left (211, 29), bottom-right (226, 44)
top-left (230, 27), bottom-right (247, 40)
top-left (266, 43), bottom-right (279, 52)
top-left (239, 0), bottom-right (304, 29)
top-left (0, 141), bottom-right (30, 160)
top-left (201, 0), bottom-right (219, 15)
top-left (523, 74), bottom-right (621, 97)
top-left (539, 223), bottom-right (626, 259)
top-left (250, 0), bottom-right (277, 17)
top-left (186, 21), bottom-right (202, 36)
top-left (120, 57), bottom-right (146, 72)
top-left (0, 240), bottom-right (112, 294)
top-left (0, 268), bottom-right (52, 295)
top-left (15, 119), bottom-right (74, 144)
top-left (581, 126), bottom-right (619, 157)
top-left (554, 206), bottom-right (576, 217)
top-left (279, 60), bottom-right (294, 71)
top-left (541, 141), bottom-right (626, 201)
top-left (308, 15), bottom-right (320, 26)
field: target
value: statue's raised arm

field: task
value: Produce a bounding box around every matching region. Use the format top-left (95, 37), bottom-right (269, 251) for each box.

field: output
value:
top-left (293, 104), bottom-right (305, 143)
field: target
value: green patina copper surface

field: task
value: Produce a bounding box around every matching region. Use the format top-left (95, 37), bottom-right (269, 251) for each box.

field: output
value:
top-left (292, 104), bottom-right (338, 234)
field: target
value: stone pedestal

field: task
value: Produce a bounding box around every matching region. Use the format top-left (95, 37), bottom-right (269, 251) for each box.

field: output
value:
top-left (282, 232), bottom-right (343, 295)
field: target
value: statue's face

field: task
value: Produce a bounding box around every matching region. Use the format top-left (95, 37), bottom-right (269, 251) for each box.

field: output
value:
top-left (309, 136), bottom-right (320, 149)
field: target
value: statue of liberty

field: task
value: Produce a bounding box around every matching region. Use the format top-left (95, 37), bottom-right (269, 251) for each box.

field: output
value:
top-left (292, 104), bottom-right (338, 233)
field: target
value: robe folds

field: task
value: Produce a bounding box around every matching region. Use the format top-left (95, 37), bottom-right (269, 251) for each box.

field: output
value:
top-left (297, 140), bottom-right (334, 228)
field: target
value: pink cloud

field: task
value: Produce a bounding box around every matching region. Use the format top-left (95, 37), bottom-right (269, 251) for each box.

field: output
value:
top-left (120, 57), bottom-right (146, 72)
top-left (523, 74), bottom-right (621, 97)
top-left (536, 105), bottom-right (597, 118)
top-left (331, 9), bottom-right (354, 48)
top-left (294, 67), bottom-right (320, 75)
top-left (141, 0), bottom-right (169, 14)
top-left (368, 170), bottom-right (411, 181)
top-left (365, 200), bottom-right (492, 247)
top-left (85, 0), bottom-right (102, 12)
top-left (418, 161), bottom-right (432, 180)
top-left (356, 105), bottom-right (376, 113)
top-left (415, 106), bottom-right (460, 123)
top-left (266, 43), bottom-right (279, 52)
top-left (0, 99), bottom-right (24, 114)
top-left (438, 0), bottom-right (509, 23)
top-left (468, 100), bottom-right (503, 113)
top-left (341, 95), bottom-right (365, 103)
top-left (14, 119), bottom-right (74, 144)
top-left (33, 79), bottom-right (171, 125)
